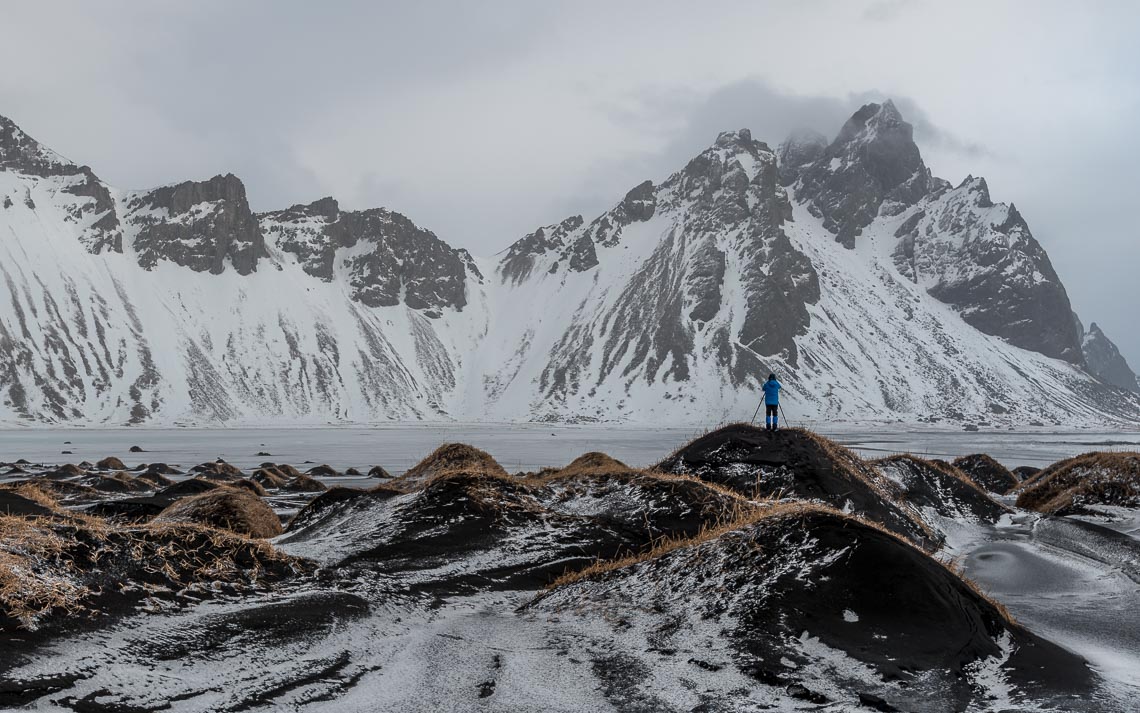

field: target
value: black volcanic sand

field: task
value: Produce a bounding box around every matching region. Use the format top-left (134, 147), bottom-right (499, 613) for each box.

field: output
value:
top-left (280, 468), bottom-right (752, 595)
top-left (875, 454), bottom-right (1009, 523)
top-left (0, 518), bottom-right (301, 638)
top-left (953, 453), bottom-right (1019, 495)
top-left (653, 424), bottom-right (935, 549)
top-left (0, 429), bottom-right (1127, 710)
top-left (534, 508), bottom-right (1097, 711)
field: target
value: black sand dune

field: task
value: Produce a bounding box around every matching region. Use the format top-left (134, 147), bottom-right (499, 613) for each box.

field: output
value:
top-left (875, 454), bottom-right (1009, 523)
top-left (1016, 451), bottom-right (1140, 514)
top-left (653, 424), bottom-right (935, 549)
top-left (534, 507), bottom-right (1096, 711)
top-left (953, 453), bottom-right (1019, 495)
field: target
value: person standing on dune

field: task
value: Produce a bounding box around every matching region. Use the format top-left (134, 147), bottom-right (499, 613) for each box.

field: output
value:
top-left (761, 373), bottom-right (782, 431)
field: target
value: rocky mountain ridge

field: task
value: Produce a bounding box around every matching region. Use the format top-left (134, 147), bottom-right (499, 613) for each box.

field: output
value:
top-left (1, 105), bottom-right (1138, 426)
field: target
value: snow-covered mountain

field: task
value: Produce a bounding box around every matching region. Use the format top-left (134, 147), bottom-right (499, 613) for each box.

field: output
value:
top-left (1076, 316), bottom-right (1140, 393)
top-left (1, 105), bottom-right (1138, 426)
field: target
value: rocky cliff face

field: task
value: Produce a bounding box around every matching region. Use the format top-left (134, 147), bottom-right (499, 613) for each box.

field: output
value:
top-left (1079, 320), bottom-right (1139, 392)
top-left (0, 108), bottom-right (1137, 426)
top-left (487, 128), bottom-right (820, 420)
top-left (0, 115), bottom-right (121, 254)
top-left (260, 198), bottom-right (479, 316)
top-left (125, 174), bottom-right (266, 276)
top-left (793, 101), bottom-right (932, 249)
top-left (891, 176), bottom-right (1084, 363)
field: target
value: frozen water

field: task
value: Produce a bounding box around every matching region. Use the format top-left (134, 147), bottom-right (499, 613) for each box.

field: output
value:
top-left (0, 424), bottom-right (1136, 474)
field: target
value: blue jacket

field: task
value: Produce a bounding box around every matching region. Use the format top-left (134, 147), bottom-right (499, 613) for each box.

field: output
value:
top-left (762, 379), bottom-right (781, 405)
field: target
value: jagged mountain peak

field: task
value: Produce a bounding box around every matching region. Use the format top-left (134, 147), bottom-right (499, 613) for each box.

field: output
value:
top-left (713, 127), bottom-right (755, 148)
top-left (795, 100), bottom-right (930, 248)
top-left (0, 113), bottom-right (72, 174)
top-left (0, 113), bottom-right (121, 254)
top-left (1081, 321), bottom-right (1140, 392)
top-left (835, 100), bottom-right (906, 144)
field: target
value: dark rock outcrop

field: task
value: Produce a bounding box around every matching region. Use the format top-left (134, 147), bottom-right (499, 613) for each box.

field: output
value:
top-left (1080, 321), bottom-right (1139, 392)
top-left (127, 174), bottom-right (267, 276)
top-left (0, 115), bottom-right (121, 253)
top-left (259, 198), bottom-right (478, 316)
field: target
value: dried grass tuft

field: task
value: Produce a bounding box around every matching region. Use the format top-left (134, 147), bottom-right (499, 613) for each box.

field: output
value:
top-left (153, 487), bottom-right (283, 538)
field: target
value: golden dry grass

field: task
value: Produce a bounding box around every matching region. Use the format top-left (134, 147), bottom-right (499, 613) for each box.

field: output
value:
top-left (1, 482), bottom-right (62, 511)
top-left (153, 487), bottom-right (283, 538)
top-left (546, 501), bottom-right (840, 589)
top-left (1014, 452), bottom-right (1140, 513)
top-left (394, 443), bottom-right (509, 490)
top-left (0, 515), bottom-right (298, 629)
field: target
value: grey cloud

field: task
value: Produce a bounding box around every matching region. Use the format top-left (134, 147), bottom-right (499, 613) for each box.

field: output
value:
top-left (862, 0), bottom-right (919, 22)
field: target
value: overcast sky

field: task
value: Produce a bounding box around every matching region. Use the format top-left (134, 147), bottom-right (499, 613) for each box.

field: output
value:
top-left (2, 1), bottom-right (1138, 367)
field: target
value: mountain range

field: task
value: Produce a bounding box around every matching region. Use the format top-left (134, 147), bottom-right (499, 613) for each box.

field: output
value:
top-left (1, 102), bottom-right (1137, 426)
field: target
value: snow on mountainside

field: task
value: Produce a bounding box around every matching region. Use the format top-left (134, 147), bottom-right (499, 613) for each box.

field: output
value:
top-left (0, 106), bottom-right (1138, 427)
top-left (1076, 316), bottom-right (1140, 393)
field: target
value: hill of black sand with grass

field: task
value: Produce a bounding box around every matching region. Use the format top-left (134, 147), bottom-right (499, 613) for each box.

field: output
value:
top-left (534, 505), bottom-right (1092, 712)
top-left (1, 424), bottom-right (1130, 711)
top-left (875, 454), bottom-right (1010, 524)
top-left (653, 424), bottom-right (936, 549)
top-left (953, 453), bottom-right (1020, 495)
top-left (1016, 451), bottom-right (1140, 514)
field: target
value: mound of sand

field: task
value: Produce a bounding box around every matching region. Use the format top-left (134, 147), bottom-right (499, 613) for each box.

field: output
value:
top-left (191, 461), bottom-right (244, 480)
top-left (285, 485), bottom-right (401, 532)
top-left (159, 478), bottom-right (221, 497)
top-left (393, 443), bottom-right (508, 489)
top-left (281, 465), bottom-right (759, 596)
top-left (2, 479), bottom-right (98, 503)
top-left (0, 516), bottom-right (299, 632)
top-left (952, 454), bottom-right (1018, 495)
top-left (0, 490), bottom-right (58, 518)
top-left (654, 424), bottom-right (934, 549)
top-left (231, 479), bottom-right (268, 497)
top-left (282, 475), bottom-right (327, 493)
top-left (875, 455), bottom-right (1009, 523)
top-left (1012, 465), bottom-right (1041, 482)
top-left (251, 467), bottom-right (290, 489)
top-left (135, 471), bottom-right (175, 488)
top-left (153, 488), bottom-right (283, 538)
top-left (80, 473), bottom-right (150, 494)
top-left (306, 465), bottom-right (340, 477)
top-left (552, 452), bottom-right (631, 478)
top-left (539, 466), bottom-right (753, 539)
top-left (1015, 452), bottom-right (1140, 515)
top-left (96, 457), bottom-right (126, 471)
top-left (87, 496), bottom-right (175, 523)
top-left (533, 506), bottom-right (1091, 710)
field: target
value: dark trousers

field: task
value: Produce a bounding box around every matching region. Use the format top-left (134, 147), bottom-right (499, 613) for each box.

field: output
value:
top-left (765, 404), bottom-right (779, 429)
